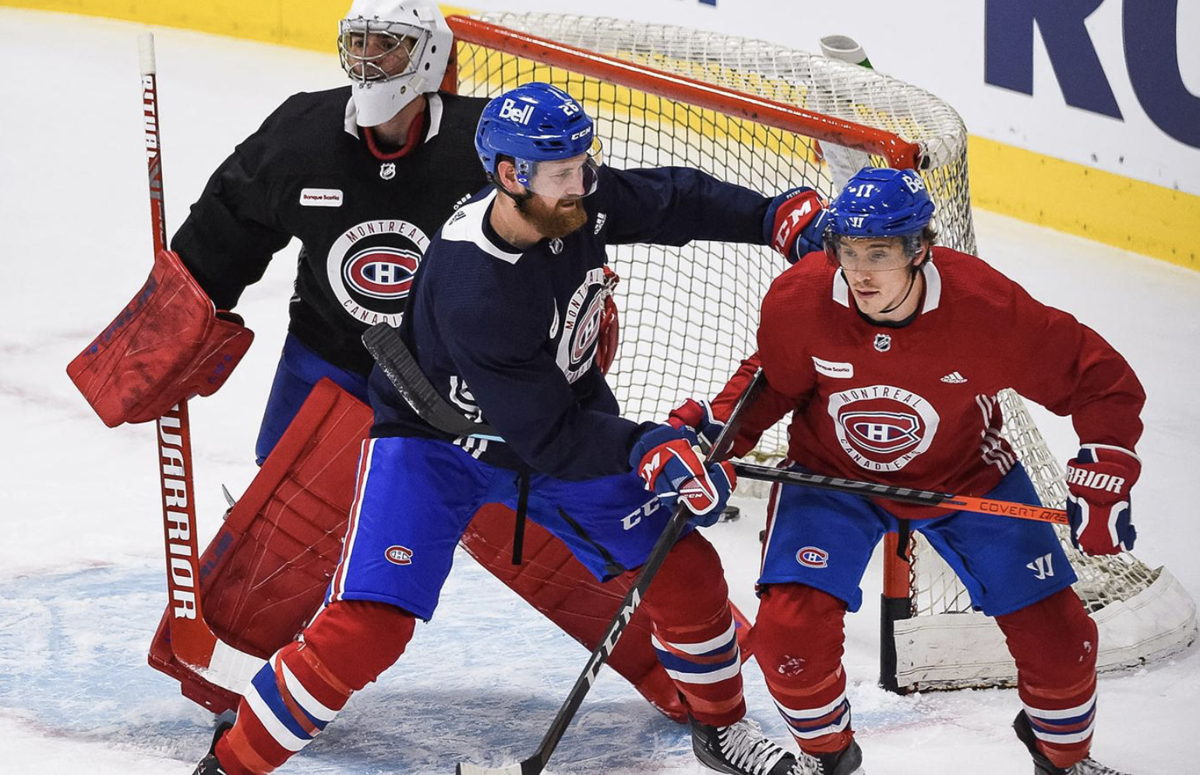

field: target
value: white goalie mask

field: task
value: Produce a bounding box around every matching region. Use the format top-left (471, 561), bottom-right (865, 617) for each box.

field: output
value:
top-left (339, 0), bottom-right (453, 127)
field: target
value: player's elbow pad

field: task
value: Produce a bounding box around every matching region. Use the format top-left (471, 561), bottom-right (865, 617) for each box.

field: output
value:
top-left (66, 249), bottom-right (254, 427)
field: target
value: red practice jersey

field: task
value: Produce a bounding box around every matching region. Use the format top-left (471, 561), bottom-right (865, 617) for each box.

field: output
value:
top-left (712, 247), bottom-right (1145, 519)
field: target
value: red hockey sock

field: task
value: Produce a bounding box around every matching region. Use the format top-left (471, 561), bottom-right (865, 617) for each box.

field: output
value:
top-left (752, 584), bottom-right (854, 755)
top-left (997, 587), bottom-right (1099, 769)
top-left (216, 599), bottom-right (416, 775)
top-left (637, 532), bottom-right (746, 726)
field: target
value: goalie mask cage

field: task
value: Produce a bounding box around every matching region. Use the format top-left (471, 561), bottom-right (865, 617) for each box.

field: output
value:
top-left (447, 12), bottom-right (1197, 693)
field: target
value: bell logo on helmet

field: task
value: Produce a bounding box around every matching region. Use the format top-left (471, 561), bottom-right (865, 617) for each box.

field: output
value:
top-left (498, 98), bottom-right (535, 125)
top-left (902, 172), bottom-right (926, 193)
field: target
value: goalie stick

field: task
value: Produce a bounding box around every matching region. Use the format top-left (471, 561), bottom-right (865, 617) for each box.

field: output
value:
top-left (140, 33), bottom-right (261, 690)
top-left (731, 462), bottom-right (1069, 526)
top-left (361, 323), bottom-right (766, 775)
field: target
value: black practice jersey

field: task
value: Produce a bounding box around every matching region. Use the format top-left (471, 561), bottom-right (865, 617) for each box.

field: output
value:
top-left (172, 88), bottom-right (489, 375)
top-left (370, 165), bottom-right (777, 480)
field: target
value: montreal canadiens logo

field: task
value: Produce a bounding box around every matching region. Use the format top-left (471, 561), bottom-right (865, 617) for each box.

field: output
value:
top-left (841, 411), bottom-right (922, 454)
top-left (796, 546), bottom-right (829, 568)
top-left (384, 545), bottom-right (414, 566)
top-left (556, 267), bottom-right (607, 384)
top-left (327, 219), bottom-right (430, 326)
top-left (343, 246), bottom-right (419, 300)
top-left (827, 385), bottom-right (940, 472)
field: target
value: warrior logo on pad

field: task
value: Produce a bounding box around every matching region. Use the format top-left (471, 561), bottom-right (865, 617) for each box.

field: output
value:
top-left (828, 384), bottom-right (940, 472)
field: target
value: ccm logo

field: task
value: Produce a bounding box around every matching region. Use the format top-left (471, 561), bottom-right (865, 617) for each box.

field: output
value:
top-left (384, 545), bottom-right (413, 566)
top-left (796, 546), bottom-right (829, 568)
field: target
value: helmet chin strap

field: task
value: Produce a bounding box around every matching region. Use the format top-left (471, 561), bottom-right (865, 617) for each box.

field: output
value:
top-left (878, 249), bottom-right (925, 315)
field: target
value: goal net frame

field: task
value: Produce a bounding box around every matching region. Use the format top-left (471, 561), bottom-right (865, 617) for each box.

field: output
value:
top-left (445, 11), bottom-right (1197, 694)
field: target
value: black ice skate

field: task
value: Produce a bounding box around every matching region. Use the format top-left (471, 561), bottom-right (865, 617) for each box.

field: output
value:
top-left (192, 720), bottom-right (233, 775)
top-left (691, 716), bottom-right (797, 775)
top-left (786, 739), bottom-right (865, 775)
top-left (1014, 711), bottom-right (1133, 775)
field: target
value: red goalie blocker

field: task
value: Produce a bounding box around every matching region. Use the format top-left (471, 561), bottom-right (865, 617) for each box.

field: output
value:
top-left (149, 379), bottom-right (750, 721)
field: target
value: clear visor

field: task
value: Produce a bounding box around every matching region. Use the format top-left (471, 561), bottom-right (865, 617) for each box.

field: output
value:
top-left (517, 139), bottom-right (603, 200)
top-left (338, 18), bottom-right (424, 83)
top-left (825, 234), bottom-right (914, 272)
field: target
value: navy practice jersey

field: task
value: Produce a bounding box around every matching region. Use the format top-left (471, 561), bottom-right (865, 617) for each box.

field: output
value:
top-left (370, 165), bottom-right (776, 480)
top-left (172, 88), bottom-right (489, 375)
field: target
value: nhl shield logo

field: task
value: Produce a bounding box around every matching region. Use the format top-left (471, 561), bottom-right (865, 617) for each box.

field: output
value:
top-left (874, 333), bottom-right (892, 352)
top-left (379, 162), bottom-right (396, 180)
top-left (549, 238), bottom-right (564, 255)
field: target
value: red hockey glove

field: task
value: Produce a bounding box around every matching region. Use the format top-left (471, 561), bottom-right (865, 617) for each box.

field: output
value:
top-left (66, 249), bottom-right (254, 427)
top-left (667, 398), bottom-right (726, 451)
top-left (630, 425), bottom-right (736, 527)
top-left (595, 265), bottom-right (621, 376)
top-left (1065, 445), bottom-right (1141, 555)
top-left (765, 187), bottom-right (828, 263)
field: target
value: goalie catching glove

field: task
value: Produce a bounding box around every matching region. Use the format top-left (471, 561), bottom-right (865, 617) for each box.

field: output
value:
top-left (630, 424), bottom-right (736, 527)
top-left (1065, 444), bottom-right (1141, 555)
top-left (765, 186), bottom-right (829, 263)
top-left (66, 249), bottom-right (253, 426)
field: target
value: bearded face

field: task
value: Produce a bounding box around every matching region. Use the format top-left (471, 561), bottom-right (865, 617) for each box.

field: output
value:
top-left (516, 194), bottom-right (589, 241)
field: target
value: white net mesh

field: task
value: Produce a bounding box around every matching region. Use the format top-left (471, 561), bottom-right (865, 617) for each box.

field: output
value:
top-left (455, 11), bottom-right (972, 460)
top-left (451, 11), bottom-right (1196, 690)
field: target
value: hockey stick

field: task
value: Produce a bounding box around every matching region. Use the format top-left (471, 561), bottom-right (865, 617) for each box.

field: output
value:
top-left (362, 324), bottom-right (766, 775)
top-left (731, 462), bottom-right (1069, 526)
top-left (140, 34), bottom-right (262, 690)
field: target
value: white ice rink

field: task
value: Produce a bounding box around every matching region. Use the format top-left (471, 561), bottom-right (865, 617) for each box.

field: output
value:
top-left (1, 9), bottom-right (1198, 775)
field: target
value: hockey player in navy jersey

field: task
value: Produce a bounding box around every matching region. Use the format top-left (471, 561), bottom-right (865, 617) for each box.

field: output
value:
top-left (68, 0), bottom-right (726, 745)
top-left (190, 82), bottom-right (831, 775)
top-left (680, 167), bottom-right (1144, 775)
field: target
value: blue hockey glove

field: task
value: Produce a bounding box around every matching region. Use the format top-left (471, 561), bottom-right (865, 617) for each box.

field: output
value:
top-left (1065, 445), bottom-right (1141, 555)
top-left (765, 187), bottom-right (828, 263)
top-left (630, 424), bottom-right (737, 527)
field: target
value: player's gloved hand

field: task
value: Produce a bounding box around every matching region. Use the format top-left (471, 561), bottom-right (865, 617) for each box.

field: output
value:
top-left (1065, 445), bottom-right (1141, 555)
top-left (630, 424), bottom-right (736, 527)
top-left (764, 187), bottom-right (828, 263)
top-left (667, 398), bottom-right (725, 451)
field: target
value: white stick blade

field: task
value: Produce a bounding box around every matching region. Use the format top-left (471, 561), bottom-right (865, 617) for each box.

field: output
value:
top-left (456, 762), bottom-right (526, 775)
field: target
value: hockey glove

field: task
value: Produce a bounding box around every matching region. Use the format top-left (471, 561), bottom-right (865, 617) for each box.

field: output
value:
top-left (765, 187), bottom-right (828, 263)
top-left (630, 424), bottom-right (736, 527)
top-left (667, 398), bottom-right (726, 452)
top-left (1065, 445), bottom-right (1141, 555)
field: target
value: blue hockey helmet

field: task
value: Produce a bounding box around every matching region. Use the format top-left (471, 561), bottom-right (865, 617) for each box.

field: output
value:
top-left (826, 167), bottom-right (935, 239)
top-left (475, 82), bottom-right (600, 198)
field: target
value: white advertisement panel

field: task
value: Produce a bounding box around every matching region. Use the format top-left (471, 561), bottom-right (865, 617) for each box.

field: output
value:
top-left (463, 0), bottom-right (1200, 196)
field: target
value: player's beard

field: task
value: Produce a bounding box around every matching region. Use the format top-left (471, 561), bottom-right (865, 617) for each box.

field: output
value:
top-left (517, 196), bottom-right (589, 241)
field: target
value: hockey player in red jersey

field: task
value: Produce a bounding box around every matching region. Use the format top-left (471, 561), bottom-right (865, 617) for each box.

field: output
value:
top-left (67, 0), bottom-right (724, 737)
top-left (681, 167), bottom-right (1144, 775)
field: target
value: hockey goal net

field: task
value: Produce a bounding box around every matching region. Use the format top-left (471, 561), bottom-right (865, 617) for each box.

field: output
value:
top-left (447, 12), bottom-right (1197, 693)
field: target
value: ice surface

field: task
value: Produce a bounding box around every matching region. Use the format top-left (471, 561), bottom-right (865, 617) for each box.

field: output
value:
top-left (0, 9), bottom-right (1196, 774)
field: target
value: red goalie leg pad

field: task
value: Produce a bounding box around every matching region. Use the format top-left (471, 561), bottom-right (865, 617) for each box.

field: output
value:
top-left (216, 600), bottom-right (416, 775)
top-left (997, 587), bottom-right (1099, 769)
top-left (632, 532), bottom-right (745, 726)
top-left (148, 379), bottom-right (373, 711)
top-left (752, 584), bottom-right (854, 755)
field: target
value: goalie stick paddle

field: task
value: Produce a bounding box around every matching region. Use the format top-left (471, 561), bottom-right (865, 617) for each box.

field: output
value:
top-left (731, 462), bottom-right (1069, 526)
top-left (140, 33), bottom-right (260, 688)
